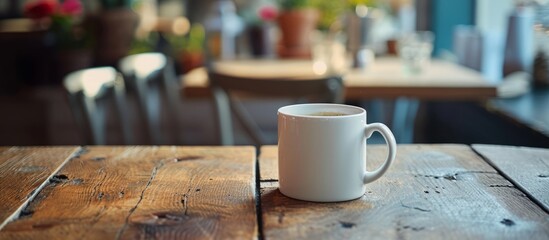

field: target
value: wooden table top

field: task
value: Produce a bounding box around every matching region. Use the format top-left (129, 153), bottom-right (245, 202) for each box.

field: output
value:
top-left (1, 144), bottom-right (547, 239)
top-left (182, 58), bottom-right (497, 100)
top-left (489, 87), bottom-right (549, 138)
top-left (0, 146), bottom-right (257, 239)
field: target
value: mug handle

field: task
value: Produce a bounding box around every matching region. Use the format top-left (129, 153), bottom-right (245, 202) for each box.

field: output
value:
top-left (363, 123), bottom-right (397, 184)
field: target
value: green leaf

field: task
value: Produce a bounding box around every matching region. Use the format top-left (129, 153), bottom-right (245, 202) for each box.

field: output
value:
top-left (279, 0), bottom-right (312, 10)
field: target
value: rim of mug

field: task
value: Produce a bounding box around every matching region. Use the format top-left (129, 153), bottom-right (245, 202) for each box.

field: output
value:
top-left (278, 103), bottom-right (365, 118)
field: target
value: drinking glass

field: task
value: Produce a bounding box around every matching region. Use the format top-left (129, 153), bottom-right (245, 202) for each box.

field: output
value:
top-left (398, 31), bottom-right (434, 74)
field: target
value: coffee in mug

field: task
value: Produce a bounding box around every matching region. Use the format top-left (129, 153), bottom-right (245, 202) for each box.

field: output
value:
top-left (307, 111), bottom-right (347, 116)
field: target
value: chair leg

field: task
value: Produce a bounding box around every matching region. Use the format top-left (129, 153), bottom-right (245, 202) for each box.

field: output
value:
top-left (392, 98), bottom-right (419, 144)
top-left (146, 85), bottom-right (162, 144)
top-left (83, 97), bottom-right (106, 145)
top-left (163, 64), bottom-right (185, 144)
top-left (114, 85), bottom-right (134, 145)
top-left (230, 98), bottom-right (266, 147)
top-left (403, 99), bottom-right (420, 143)
top-left (136, 79), bottom-right (163, 144)
top-left (212, 87), bottom-right (234, 145)
top-left (66, 94), bottom-right (88, 144)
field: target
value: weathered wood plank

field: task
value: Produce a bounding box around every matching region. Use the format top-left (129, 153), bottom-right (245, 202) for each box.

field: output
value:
top-left (0, 146), bottom-right (79, 229)
top-left (259, 144), bottom-right (549, 239)
top-left (473, 144), bottom-right (549, 213)
top-left (259, 146), bottom-right (278, 182)
top-left (0, 146), bottom-right (257, 239)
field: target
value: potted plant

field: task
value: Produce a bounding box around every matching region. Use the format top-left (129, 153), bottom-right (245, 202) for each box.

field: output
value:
top-left (313, 0), bottom-right (346, 32)
top-left (277, 0), bottom-right (319, 58)
top-left (167, 24), bottom-right (206, 74)
top-left (93, 0), bottom-right (139, 65)
top-left (24, 0), bottom-right (92, 83)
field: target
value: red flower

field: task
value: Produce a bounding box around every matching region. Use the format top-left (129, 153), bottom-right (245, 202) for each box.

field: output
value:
top-left (24, 0), bottom-right (58, 19)
top-left (59, 0), bottom-right (82, 16)
top-left (258, 6), bottom-right (278, 22)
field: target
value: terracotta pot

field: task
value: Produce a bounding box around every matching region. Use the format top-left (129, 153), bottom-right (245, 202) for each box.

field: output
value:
top-left (180, 51), bottom-right (203, 74)
top-left (94, 9), bottom-right (139, 66)
top-left (277, 9), bottom-right (319, 59)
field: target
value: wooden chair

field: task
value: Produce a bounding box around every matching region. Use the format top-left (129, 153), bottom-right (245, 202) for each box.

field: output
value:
top-left (119, 53), bottom-right (183, 144)
top-left (209, 70), bottom-right (344, 146)
top-left (453, 25), bottom-right (483, 71)
top-left (63, 67), bottom-right (133, 145)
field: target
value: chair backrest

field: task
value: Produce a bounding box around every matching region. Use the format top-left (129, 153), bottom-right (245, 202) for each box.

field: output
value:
top-left (118, 52), bottom-right (182, 144)
top-left (63, 67), bottom-right (132, 145)
top-left (453, 25), bottom-right (483, 71)
top-left (210, 71), bottom-right (344, 100)
top-left (119, 52), bottom-right (167, 83)
top-left (209, 70), bottom-right (344, 146)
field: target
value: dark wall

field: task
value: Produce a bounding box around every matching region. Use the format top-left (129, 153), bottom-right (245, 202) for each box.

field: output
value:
top-left (431, 0), bottom-right (476, 56)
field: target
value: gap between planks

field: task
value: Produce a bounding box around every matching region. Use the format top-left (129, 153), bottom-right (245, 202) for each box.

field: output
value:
top-left (255, 147), bottom-right (265, 240)
top-left (470, 145), bottom-right (549, 214)
top-left (0, 146), bottom-right (85, 231)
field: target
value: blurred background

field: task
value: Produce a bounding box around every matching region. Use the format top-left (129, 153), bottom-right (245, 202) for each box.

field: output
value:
top-left (0, 0), bottom-right (548, 146)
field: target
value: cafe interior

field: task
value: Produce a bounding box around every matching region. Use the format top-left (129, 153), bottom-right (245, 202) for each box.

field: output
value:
top-left (0, 0), bottom-right (548, 148)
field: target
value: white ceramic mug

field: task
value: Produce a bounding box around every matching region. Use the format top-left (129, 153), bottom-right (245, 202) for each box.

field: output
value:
top-left (278, 103), bottom-right (397, 202)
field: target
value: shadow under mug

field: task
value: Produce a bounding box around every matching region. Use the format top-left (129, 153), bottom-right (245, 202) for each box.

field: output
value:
top-left (277, 103), bottom-right (397, 202)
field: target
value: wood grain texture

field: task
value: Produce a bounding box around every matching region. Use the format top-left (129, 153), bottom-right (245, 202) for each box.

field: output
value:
top-left (473, 144), bottom-right (549, 212)
top-left (0, 146), bottom-right (257, 239)
top-left (259, 144), bottom-right (549, 239)
top-left (0, 146), bottom-right (79, 229)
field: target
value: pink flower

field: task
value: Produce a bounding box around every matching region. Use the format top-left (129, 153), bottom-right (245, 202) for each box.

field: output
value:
top-left (59, 0), bottom-right (82, 16)
top-left (24, 0), bottom-right (58, 19)
top-left (258, 6), bottom-right (278, 22)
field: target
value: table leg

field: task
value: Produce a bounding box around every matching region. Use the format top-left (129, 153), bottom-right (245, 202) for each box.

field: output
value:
top-left (392, 98), bottom-right (419, 143)
top-left (212, 87), bottom-right (234, 145)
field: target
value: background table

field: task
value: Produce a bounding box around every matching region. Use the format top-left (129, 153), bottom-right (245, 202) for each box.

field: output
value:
top-left (488, 87), bottom-right (549, 139)
top-left (182, 58), bottom-right (497, 143)
top-left (182, 58), bottom-right (497, 100)
top-left (1, 145), bottom-right (547, 239)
